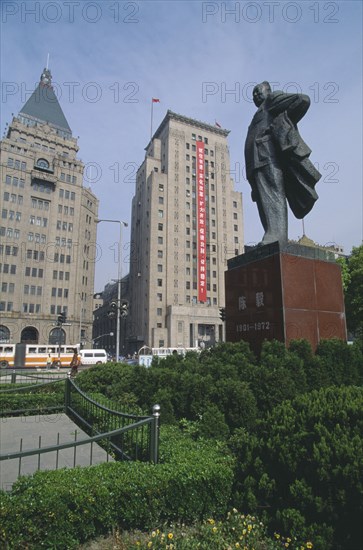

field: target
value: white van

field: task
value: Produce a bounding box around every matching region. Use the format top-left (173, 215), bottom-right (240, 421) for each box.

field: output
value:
top-left (79, 349), bottom-right (108, 366)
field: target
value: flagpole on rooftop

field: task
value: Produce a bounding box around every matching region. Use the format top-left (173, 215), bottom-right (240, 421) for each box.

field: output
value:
top-left (150, 98), bottom-right (160, 140)
top-left (150, 99), bottom-right (153, 139)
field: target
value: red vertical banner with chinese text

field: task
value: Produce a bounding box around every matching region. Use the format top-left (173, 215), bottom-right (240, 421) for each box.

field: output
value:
top-left (196, 141), bottom-right (207, 302)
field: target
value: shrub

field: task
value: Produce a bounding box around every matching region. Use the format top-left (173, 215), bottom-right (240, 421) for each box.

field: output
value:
top-left (230, 386), bottom-right (363, 550)
top-left (0, 382), bottom-right (65, 416)
top-left (0, 426), bottom-right (234, 549)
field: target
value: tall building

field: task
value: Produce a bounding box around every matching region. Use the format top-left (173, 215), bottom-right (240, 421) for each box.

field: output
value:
top-left (128, 110), bottom-right (243, 351)
top-left (0, 68), bottom-right (99, 346)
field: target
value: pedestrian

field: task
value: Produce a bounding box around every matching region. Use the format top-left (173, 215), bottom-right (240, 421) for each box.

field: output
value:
top-left (69, 349), bottom-right (80, 378)
top-left (46, 353), bottom-right (52, 370)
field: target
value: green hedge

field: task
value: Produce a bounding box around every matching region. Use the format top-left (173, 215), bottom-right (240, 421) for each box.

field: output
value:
top-left (0, 426), bottom-right (234, 549)
top-left (0, 383), bottom-right (65, 416)
top-left (76, 339), bottom-right (363, 431)
top-left (230, 385), bottom-right (363, 550)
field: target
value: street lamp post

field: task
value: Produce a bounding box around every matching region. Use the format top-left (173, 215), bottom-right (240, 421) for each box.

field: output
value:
top-left (78, 292), bottom-right (94, 347)
top-left (96, 219), bottom-right (128, 359)
top-left (93, 332), bottom-right (114, 347)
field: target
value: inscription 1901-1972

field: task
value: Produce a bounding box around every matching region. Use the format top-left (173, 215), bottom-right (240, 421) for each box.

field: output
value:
top-left (236, 321), bottom-right (270, 333)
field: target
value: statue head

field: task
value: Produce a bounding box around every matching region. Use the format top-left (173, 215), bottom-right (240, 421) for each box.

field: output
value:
top-left (252, 81), bottom-right (271, 107)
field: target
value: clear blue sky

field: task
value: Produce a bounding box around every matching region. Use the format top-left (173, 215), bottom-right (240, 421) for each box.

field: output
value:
top-left (1, 0), bottom-right (362, 289)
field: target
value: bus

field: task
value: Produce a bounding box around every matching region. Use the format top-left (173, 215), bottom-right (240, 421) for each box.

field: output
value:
top-left (138, 346), bottom-right (200, 367)
top-left (0, 343), bottom-right (80, 369)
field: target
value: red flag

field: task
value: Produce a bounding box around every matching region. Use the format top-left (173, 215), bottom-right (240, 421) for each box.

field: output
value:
top-left (215, 120), bottom-right (221, 128)
top-left (152, 98), bottom-right (160, 103)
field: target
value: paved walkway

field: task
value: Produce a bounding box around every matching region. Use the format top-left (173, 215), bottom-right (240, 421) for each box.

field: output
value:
top-left (0, 414), bottom-right (114, 491)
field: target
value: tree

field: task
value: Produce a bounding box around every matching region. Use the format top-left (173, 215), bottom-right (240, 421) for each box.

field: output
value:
top-left (342, 244), bottom-right (363, 338)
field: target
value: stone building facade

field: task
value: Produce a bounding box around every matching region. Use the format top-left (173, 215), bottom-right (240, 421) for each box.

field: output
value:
top-left (128, 110), bottom-right (243, 352)
top-left (0, 68), bottom-right (99, 346)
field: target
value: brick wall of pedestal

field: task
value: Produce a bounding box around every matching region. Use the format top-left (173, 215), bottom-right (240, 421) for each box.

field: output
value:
top-left (225, 248), bottom-right (347, 356)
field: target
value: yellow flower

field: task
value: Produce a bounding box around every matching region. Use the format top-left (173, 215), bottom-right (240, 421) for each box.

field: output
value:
top-left (287, 538), bottom-right (291, 543)
top-left (208, 518), bottom-right (215, 524)
top-left (306, 543), bottom-right (313, 549)
top-left (242, 529), bottom-right (247, 535)
top-left (285, 544), bottom-right (289, 548)
top-left (167, 533), bottom-right (173, 540)
top-left (152, 531), bottom-right (156, 538)
top-left (212, 526), bottom-right (218, 533)
top-left (275, 533), bottom-right (281, 540)
top-left (147, 542), bottom-right (152, 548)
top-left (235, 544), bottom-right (240, 548)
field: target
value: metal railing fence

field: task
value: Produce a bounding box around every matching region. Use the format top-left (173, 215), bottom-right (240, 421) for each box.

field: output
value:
top-left (65, 377), bottom-right (160, 462)
top-left (0, 375), bottom-right (160, 490)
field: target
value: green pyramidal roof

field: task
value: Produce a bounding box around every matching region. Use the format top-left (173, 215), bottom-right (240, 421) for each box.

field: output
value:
top-left (19, 68), bottom-right (71, 134)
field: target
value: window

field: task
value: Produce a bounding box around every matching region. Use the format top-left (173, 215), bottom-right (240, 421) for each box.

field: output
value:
top-left (157, 264), bottom-right (163, 272)
top-left (158, 223), bottom-right (163, 231)
top-left (157, 279), bottom-right (162, 287)
top-left (157, 308), bottom-right (162, 316)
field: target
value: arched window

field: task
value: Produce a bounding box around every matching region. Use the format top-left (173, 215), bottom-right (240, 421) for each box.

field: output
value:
top-left (0, 325), bottom-right (10, 343)
top-left (49, 327), bottom-right (66, 345)
top-left (21, 326), bottom-right (39, 344)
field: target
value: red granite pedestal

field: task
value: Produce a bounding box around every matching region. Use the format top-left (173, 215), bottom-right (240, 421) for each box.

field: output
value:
top-left (225, 242), bottom-right (347, 356)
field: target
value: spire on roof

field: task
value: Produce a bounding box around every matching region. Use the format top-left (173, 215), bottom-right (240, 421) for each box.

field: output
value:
top-left (19, 68), bottom-right (72, 136)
